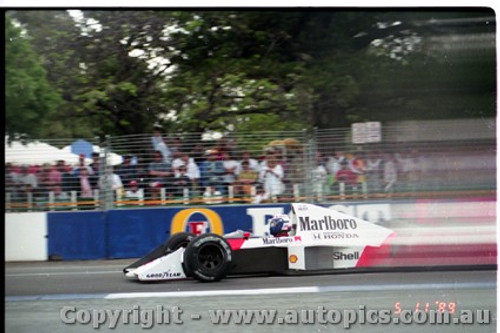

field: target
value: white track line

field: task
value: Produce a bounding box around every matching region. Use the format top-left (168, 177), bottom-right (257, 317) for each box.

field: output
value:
top-left (5, 271), bottom-right (120, 277)
top-left (5, 281), bottom-right (495, 302)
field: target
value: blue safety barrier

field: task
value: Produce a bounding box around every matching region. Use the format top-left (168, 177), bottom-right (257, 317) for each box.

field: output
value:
top-left (48, 211), bottom-right (107, 260)
top-left (47, 204), bottom-right (289, 260)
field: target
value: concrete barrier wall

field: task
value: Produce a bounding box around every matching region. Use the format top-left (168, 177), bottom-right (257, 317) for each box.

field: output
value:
top-left (5, 197), bottom-right (496, 265)
top-left (5, 212), bottom-right (47, 261)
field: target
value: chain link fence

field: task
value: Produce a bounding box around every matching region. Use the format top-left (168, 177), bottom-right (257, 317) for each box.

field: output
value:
top-left (5, 120), bottom-right (496, 212)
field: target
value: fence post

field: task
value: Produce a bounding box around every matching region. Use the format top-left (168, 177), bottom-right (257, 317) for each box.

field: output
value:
top-left (139, 189), bottom-right (144, 206)
top-left (293, 184), bottom-right (300, 201)
top-left (227, 185), bottom-right (234, 204)
top-left (316, 183), bottom-right (323, 202)
top-left (27, 192), bottom-right (33, 212)
top-left (339, 182), bottom-right (345, 200)
top-left (48, 191), bottom-right (55, 211)
top-left (71, 191), bottom-right (77, 210)
top-left (362, 181), bottom-right (368, 199)
top-left (203, 187), bottom-right (212, 204)
top-left (93, 189), bottom-right (100, 210)
top-left (160, 188), bottom-right (166, 205)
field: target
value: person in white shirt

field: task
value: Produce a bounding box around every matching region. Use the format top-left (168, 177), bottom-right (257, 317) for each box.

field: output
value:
top-left (259, 152), bottom-right (285, 200)
top-left (151, 126), bottom-right (172, 165)
top-left (173, 152), bottom-right (200, 191)
top-left (383, 153), bottom-right (398, 193)
top-left (326, 150), bottom-right (345, 181)
top-left (125, 180), bottom-right (143, 200)
top-left (312, 152), bottom-right (328, 199)
top-left (99, 166), bottom-right (123, 193)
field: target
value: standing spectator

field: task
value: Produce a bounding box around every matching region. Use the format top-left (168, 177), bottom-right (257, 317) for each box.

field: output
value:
top-left (148, 150), bottom-right (172, 199)
top-left (240, 151), bottom-right (259, 172)
top-left (56, 160), bottom-right (77, 194)
top-left (173, 152), bottom-right (200, 193)
top-left (116, 155), bottom-right (138, 185)
top-left (365, 150), bottom-right (383, 193)
top-left (72, 154), bottom-right (93, 177)
top-left (99, 166), bottom-right (124, 193)
top-left (168, 137), bottom-right (182, 157)
top-left (252, 183), bottom-right (267, 204)
top-left (171, 165), bottom-right (192, 197)
top-left (124, 180), bottom-right (143, 200)
top-left (151, 125), bottom-right (172, 165)
top-left (222, 152), bottom-right (240, 193)
top-left (199, 149), bottom-right (225, 194)
top-left (383, 153), bottom-right (398, 193)
top-left (171, 150), bottom-right (184, 172)
top-left (77, 167), bottom-right (94, 198)
top-left (397, 149), bottom-right (420, 192)
top-left (89, 152), bottom-right (101, 188)
top-left (47, 161), bottom-right (62, 192)
top-left (326, 150), bottom-right (346, 182)
top-left (89, 152), bottom-right (100, 174)
top-left (190, 144), bottom-right (205, 167)
top-left (36, 163), bottom-right (52, 198)
top-left (312, 152), bottom-right (328, 199)
top-left (234, 160), bottom-right (259, 197)
top-left (284, 146), bottom-right (305, 190)
top-left (17, 165), bottom-right (38, 200)
top-left (259, 152), bottom-right (285, 201)
top-left (5, 163), bottom-right (20, 199)
top-left (349, 151), bottom-right (366, 189)
top-left (52, 185), bottom-right (70, 201)
top-left (334, 160), bottom-right (357, 194)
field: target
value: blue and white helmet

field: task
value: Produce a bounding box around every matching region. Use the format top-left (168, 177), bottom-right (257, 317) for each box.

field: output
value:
top-left (269, 214), bottom-right (293, 236)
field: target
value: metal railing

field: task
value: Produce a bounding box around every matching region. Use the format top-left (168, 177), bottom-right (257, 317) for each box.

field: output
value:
top-left (5, 122), bottom-right (496, 212)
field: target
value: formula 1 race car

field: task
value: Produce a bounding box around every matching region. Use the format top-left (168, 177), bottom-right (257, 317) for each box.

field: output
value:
top-left (123, 203), bottom-right (394, 282)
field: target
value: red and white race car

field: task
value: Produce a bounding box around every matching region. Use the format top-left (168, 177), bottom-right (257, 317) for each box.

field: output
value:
top-left (123, 203), bottom-right (394, 282)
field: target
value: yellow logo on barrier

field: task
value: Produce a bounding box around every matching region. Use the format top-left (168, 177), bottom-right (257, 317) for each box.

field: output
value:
top-left (170, 208), bottom-right (224, 236)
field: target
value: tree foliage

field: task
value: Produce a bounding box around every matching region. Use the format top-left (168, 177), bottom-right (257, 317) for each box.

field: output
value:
top-left (5, 13), bottom-right (62, 141)
top-left (6, 9), bottom-right (496, 140)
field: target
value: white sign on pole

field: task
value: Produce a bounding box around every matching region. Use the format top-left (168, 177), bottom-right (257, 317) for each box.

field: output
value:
top-left (366, 121), bottom-right (382, 143)
top-left (352, 123), bottom-right (366, 144)
top-left (352, 122), bottom-right (382, 144)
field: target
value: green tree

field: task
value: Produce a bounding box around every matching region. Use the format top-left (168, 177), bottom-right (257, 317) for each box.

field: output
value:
top-left (8, 9), bottom-right (495, 139)
top-left (5, 13), bottom-right (62, 141)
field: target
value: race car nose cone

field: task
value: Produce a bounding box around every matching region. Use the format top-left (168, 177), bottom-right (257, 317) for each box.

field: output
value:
top-left (124, 269), bottom-right (138, 279)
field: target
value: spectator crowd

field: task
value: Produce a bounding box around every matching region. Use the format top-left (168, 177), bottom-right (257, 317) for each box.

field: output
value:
top-left (5, 126), bottom-right (426, 209)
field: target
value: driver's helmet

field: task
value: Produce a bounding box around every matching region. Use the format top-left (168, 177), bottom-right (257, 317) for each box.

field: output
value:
top-left (269, 214), bottom-right (293, 237)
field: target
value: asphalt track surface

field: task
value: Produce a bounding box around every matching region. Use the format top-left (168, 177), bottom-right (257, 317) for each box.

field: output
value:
top-left (5, 259), bottom-right (497, 332)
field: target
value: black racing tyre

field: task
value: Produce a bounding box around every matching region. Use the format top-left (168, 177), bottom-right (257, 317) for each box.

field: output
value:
top-left (183, 233), bottom-right (232, 282)
top-left (164, 232), bottom-right (195, 254)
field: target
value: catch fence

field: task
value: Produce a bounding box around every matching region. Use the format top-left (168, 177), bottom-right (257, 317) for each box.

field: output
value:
top-left (5, 121), bottom-right (496, 212)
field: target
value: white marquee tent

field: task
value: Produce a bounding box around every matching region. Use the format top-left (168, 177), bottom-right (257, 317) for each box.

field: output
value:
top-left (5, 140), bottom-right (88, 165)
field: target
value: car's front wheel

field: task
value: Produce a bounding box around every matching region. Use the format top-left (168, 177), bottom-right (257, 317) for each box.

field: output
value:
top-left (183, 233), bottom-right (232, 282)
top-left (164, 232), bottom-right (195, 253)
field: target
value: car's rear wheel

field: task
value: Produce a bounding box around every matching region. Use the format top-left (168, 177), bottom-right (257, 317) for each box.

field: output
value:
top-left (183, 233), bottom-right (232, 282)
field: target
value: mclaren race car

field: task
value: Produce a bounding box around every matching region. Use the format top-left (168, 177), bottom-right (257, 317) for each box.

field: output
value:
top-left (123, 203), bottom-right (394, 282)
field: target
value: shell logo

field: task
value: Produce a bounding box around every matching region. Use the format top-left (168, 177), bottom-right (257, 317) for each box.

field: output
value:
top-left (289, 254), bottom-right (298, 264)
